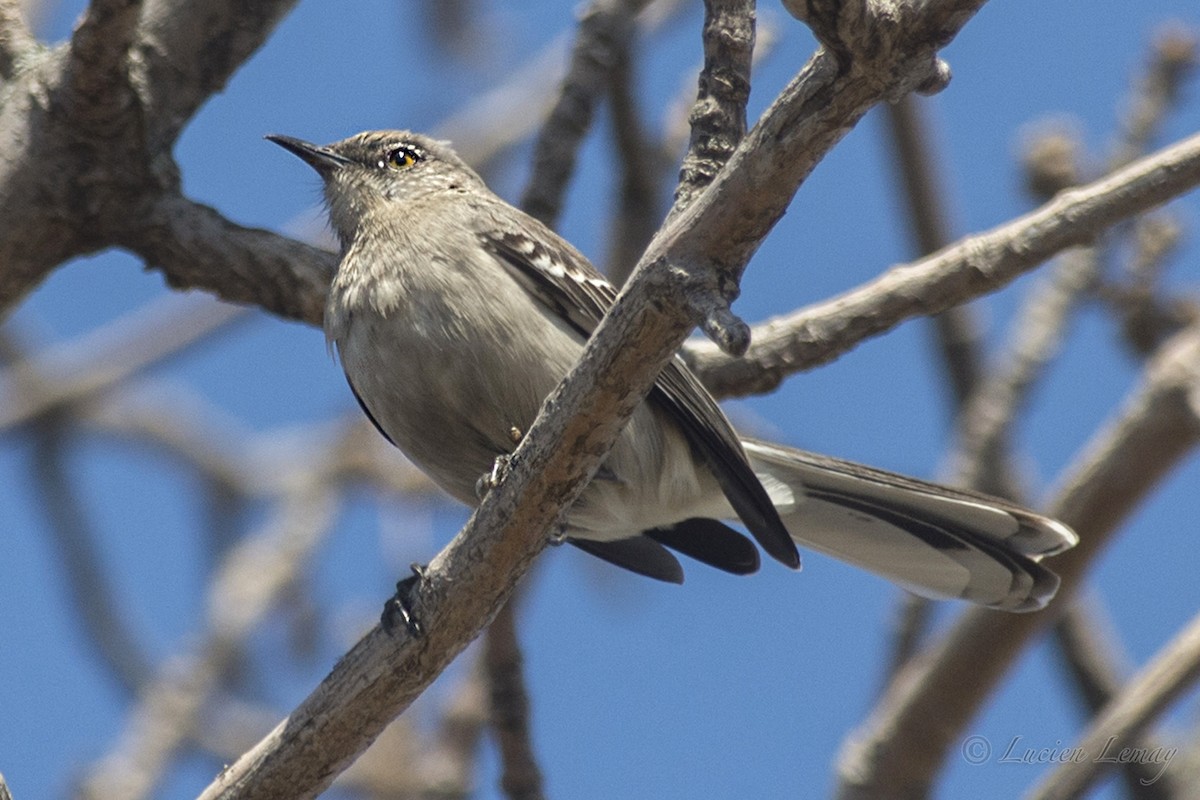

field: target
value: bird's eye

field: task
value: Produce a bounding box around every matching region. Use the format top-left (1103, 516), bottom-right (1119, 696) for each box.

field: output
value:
top-left (383, 145), bottom-right (422, 170)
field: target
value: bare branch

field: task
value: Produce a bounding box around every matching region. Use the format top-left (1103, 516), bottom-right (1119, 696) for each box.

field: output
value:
top-left (485, 599), bottom-right (545, 800)
top-left (0, 293), bottom-right (250, 430)
top-left (1053, 599), bottom-right (1179, 799)
top-left (519, 0), bottom-right (650, 227)
top-left (415, 657), bottom-right (487, 798)
top-left (882, 95), bottom-right (986, 411)
top-left (134, 193), bottom-right (336, 325)
top-left (29, 414), bottom-right (153, 694)
top-left (948, 246), bottom-right (1099, 489)
top-left (66, 0), bottom-right (142, 127)
top-left (1111, 24), bottom-right (1198, 170)
top-left (0, 0), bottom-right (37, 79)
top-left (686, 129), bottom-right (1200, 398)
top-left (1028, 610), bottom-right (1200, 800)
top-left (603, 26), bottom-right (666, 286)
top-left (669, 0), bottom-right (755, 217)
top-left (668, 0), bottom-right (757, 355)
top-left (836, 323), bottom-right (1200, 799)
top-left (135, 0), bottom-right (298, 149)
top-left (432, 36), bottom-right (571, 171)
top-left (79, 485), bottom-right (337, 800)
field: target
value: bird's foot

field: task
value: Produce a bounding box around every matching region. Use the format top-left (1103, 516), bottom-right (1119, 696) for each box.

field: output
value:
top-left (475, 453), bottom-right (513, 499)
top-left (381, 562), bottom-right (428, 638)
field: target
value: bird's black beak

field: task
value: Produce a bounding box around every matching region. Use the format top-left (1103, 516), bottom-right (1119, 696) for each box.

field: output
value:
top-left (265, 134), bottom-right (352, 174)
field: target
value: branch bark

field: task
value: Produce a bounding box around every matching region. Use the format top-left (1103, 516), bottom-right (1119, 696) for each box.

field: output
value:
top-left (686, 129), bottom-right (1200, 397)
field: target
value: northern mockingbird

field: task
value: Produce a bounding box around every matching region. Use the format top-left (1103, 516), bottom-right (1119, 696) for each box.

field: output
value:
top-left (268, 130), bottom-right (1077, 612)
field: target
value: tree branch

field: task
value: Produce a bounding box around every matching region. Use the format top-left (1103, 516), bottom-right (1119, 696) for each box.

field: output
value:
top-left (135, 0), bottom-right (299, 149)
top-left (668, 0), bottom-right (756, 354)
top-left (882, 94), bottom-right (986, 411)
top-left (484, 598), bottom-right (545, 800)
top-left (0, 293), bottom-right (249, 431)
top-left (1052, 598), bottom-right (1178, 799)
top-left (519, 0), bottom-right (650, 228)
top-left (134, 193), bottom-right (336, 325)
top-left (0, 0), bottom-right (37, 79)
top-left (66, 0), bottom-right (143, 129)
top-left (669, 0), bottom-right (755, 217)
top-left (686, 129), bottom-right (1200, 398)
top-left (30, 413), bottom-right (154, 694)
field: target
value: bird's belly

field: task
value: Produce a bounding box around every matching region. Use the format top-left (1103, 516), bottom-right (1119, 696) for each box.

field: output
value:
top-left (332, 298), bottom-right (728, 537)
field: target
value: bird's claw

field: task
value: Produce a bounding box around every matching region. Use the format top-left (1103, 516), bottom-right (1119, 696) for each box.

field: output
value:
top-left (381, 562), bottom-right (428, 638)
top-left (475, 453), bottom-right (513, 499)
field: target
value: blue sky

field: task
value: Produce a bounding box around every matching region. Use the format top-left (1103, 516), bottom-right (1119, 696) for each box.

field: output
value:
top-left (3, 1), bottom-right (1199, 798)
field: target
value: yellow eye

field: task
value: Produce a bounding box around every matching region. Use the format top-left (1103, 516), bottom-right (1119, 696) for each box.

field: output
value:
top-left (384, 145), bottom-right (422, 170)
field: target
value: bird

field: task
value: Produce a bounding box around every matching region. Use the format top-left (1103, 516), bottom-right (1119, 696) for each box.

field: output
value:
top-left (267, 129), bottom-right (1077, 613)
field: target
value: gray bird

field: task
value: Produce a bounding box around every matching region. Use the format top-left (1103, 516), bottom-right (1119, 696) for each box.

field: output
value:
top-left (268, 130), bottom-right (1077, 612)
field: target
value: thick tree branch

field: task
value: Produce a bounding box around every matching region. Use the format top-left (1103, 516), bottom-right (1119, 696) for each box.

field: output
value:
top-left (67, 0), bottom-right (142, 127)
top-left (686, 129), bottom-right (1200, 397)
top-left (134, 193), bottom-right (336, 325)
top-left (836, 323), bottom-right (1200, 799)
top-left (0, 0), bottom-right (36, 78)
top-left (135, 0), bottom-right (298, 149)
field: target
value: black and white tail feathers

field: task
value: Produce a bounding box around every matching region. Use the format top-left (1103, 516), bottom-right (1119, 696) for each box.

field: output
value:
top-left (574, 439), bottom-right (1076, 613)
top-left (741, 439), bottom-right (1076, 612)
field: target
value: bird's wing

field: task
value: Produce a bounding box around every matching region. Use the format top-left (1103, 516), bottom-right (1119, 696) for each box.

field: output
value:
top-left (478, 217), bottom-right (799, 568)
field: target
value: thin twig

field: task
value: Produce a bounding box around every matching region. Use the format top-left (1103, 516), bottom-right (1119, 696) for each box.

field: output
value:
top-left (484, 597), bottom-right (545, 800)
top-left (1053, 598), bottom-right (1178, 799)
top-left (949, 246), bottom-right (1099, 490)
top-left (1110, 24), bottom-right (1198, 171)
top-left (603, 25), bottom-right (666, 286)
top-left (1027, 610), bottom-right (1200, 800)
top-left (416, 655), bottom-right (488, 798)
top-left (29, 413), bottom-right (153, 694)
top-left (878, 94), bottom-right (988, 672)
top-left (519, 0), bottom-right (650, 227)
top-left (668, 0), bottom-right (756, 219)
top-left (0, 293), bottom-right (250, 430)
top-left (882, 95), bottom-right (986, 410)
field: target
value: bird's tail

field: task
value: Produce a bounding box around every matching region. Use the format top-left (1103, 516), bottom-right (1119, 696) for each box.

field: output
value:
top-left (741, 439), bottom-right (1077, 612)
